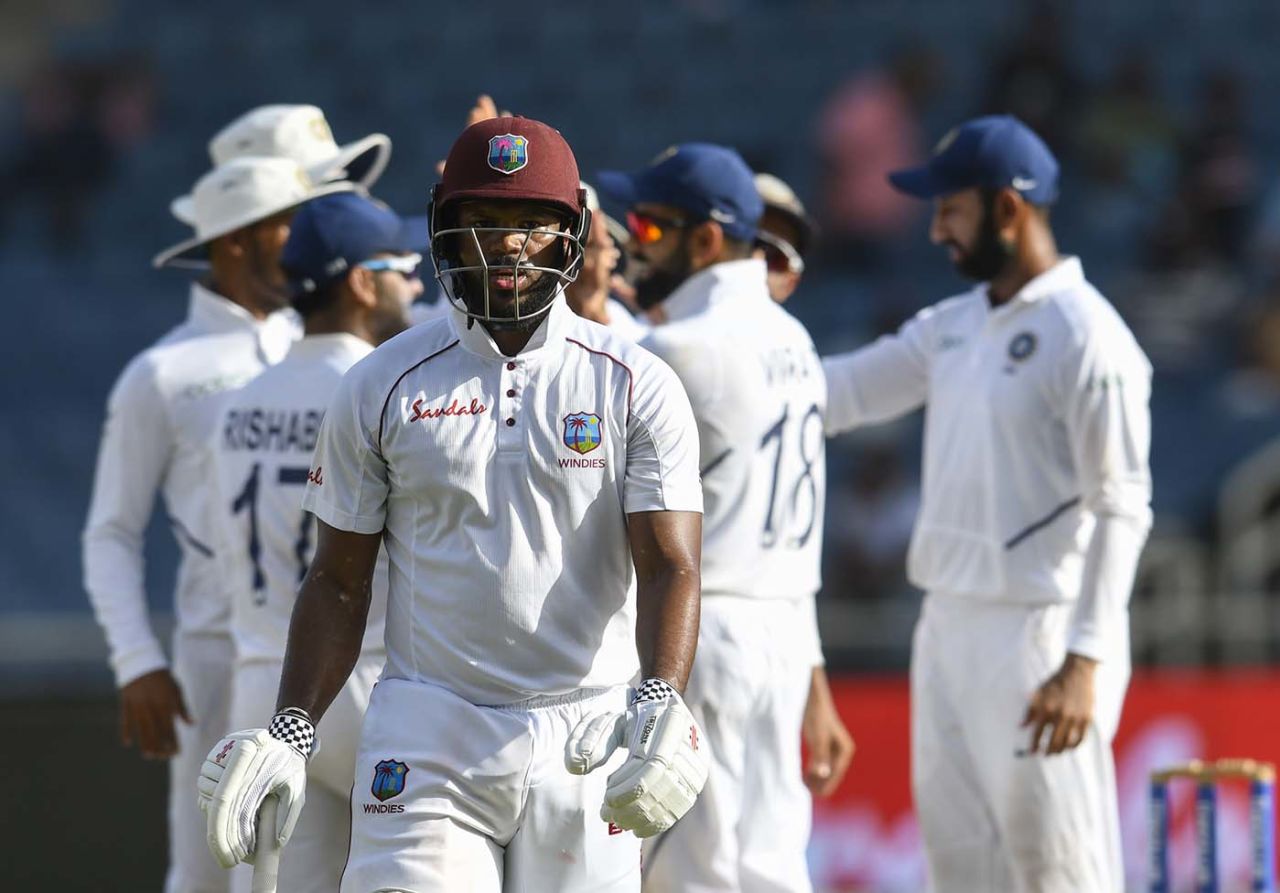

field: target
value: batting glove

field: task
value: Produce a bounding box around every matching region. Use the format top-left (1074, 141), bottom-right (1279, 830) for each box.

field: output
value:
top-left (197, 708), bottom-right (315, 868)
top-left (564, 678), bottom-right (710, 838)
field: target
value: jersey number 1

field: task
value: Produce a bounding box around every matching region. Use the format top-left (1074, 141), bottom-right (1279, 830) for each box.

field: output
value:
top-left (231, 463), bottom-right (315, 606)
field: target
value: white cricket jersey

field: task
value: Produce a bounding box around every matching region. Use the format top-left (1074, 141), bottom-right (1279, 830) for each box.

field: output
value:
top-left (604, 297), bottom-right (650, 341)
top-left (83, 284), bottom-right (299, 686)
top-left (823, 257), bottom-right (1152, 656)
top-left (210, 334), bottom-right (388, 665)
top-left (301, 298), bottom-right (702, 706)
top-left (642, 259), bottom-right (826, 608)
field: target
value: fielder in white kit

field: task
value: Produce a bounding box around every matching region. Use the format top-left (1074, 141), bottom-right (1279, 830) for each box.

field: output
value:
top-left (203, 192), bottom-right (420, 892)
top-left (822, 116), bottom-right (1152, 892)
top-left (599, 144), bottom-right (854, 892)
top-left (196, 116), bottom-right (710, 893)
top-left (82, 157), bottom-right (349, 893)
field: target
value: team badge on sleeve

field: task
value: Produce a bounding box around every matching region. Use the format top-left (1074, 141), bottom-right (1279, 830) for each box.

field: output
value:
top-left (487, 134), bottom-right (529, 174)
top-left (371, 759), bottom-right (409, 802)
top-left (563, 412), bottom-right (603, 455)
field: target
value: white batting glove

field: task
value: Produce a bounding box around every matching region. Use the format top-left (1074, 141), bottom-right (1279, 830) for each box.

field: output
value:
top-left (196, 708), bottom-right (315, 868)
top-left (565, 678), bottom-right (710, 838)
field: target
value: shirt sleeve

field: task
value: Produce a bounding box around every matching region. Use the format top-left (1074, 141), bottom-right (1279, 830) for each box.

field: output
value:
top-left (623, 352), bottom-right (703, 515)
top-left (1060, 326), bottom-right (1153, 661)
top-left (301, 365), bottom-right (389, 534)
top-left (81, 358), bottom-right (173, 687)
top-left (821, 309), bottom-right (932, 436)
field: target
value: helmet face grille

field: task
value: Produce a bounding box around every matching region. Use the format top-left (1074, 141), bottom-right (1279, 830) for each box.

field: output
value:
top-left (428, 204), bottom-right (592, 327)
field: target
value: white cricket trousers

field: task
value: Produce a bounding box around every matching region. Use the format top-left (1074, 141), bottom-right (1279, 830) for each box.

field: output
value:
top-left (912, 593), bottom-right (1129, 893)
top-left (226, 653), bottom-right (384, 893)
top-left (166, 630), bottom-right (233, 893)
top-left (340, 678), bottom-right (641, 893)
top-left (642, 596), bottom-right (815, 893)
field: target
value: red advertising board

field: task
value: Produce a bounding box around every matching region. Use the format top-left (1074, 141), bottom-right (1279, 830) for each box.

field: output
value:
top-left (809, 670), bottom-right (1280, 892)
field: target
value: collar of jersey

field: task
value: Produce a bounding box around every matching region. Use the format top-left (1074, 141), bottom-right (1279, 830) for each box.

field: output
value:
top-left (987, 256), bottom-right (1085, 315)
top-left (287, 332), bottom-right (373, 362)
top-left (187, 281), bottom-right (295, 335)
top-left (660, 258), bottom-right (770, 324)
top-left (448, 292), bottom-right (572, 361)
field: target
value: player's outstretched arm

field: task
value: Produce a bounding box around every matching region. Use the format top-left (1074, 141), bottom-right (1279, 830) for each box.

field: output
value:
top-left (198, 520), bottom-right (380, 869)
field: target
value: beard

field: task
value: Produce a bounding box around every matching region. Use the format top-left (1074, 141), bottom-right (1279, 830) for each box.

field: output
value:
top-left (370, 282), bottom-right (412, 345)
top-left (950, 203), bottom-right (1014, 283)
top-left (446, 234), bottom-right (569, 329)
top-left (455, 260), bottom-right (562, 330)
top-left (633, 238), bottom-right (695, 310)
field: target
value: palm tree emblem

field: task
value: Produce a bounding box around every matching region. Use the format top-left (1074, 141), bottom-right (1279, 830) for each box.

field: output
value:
top-left (563, 412), bottom-right (602, 454)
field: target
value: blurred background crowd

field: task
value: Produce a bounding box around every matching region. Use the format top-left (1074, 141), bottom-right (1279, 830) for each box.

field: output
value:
top-left (6, 0), bottom-right (1280, 675)
top-left (3, 1), bottom-right (1280, 886)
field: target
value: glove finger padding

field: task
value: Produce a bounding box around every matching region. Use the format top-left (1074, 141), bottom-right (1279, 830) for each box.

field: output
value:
top-left (602, 698), bottom-right (710, 838)
top-left (565, 711), bottom-right (627, 776)
top-left (201, 729), bottom-right (307, 868)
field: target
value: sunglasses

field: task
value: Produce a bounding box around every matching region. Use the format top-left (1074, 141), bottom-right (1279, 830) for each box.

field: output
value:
top-left (754, 230), bottom-right (805, 275)
top-left (626, 210), bottom-right (688, 245)
top-left (359, 252), bottom-right (423, 279)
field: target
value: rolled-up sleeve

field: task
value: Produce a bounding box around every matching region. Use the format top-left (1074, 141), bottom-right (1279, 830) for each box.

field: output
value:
top-left (82, 358), bottom-right (173, 687)
top-left (822, 310), bottom-right (932, 436)
top-left (1061, 329), bottom-right (1153, 660)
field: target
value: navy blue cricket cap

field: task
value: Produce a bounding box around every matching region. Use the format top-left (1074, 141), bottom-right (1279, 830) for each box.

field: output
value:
top-left (281, 192), bottom-right (427, 295)
top-left (597, 143), bottom-right (764, 241)
top-left (888, 115), bottom-right (1059, 206)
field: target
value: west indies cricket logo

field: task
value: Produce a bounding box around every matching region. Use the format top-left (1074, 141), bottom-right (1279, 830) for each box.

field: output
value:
top-left (562, 412), bottom-right (602, 455)
top-left (487, 134), bottom-right (528, 175)
top-left (371, 759), bottom-right (409, 802)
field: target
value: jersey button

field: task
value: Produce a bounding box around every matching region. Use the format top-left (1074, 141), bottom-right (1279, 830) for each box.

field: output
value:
top-left (506, 389), bottom-right (516, 398)
top-left (505, 418), bottom-right (515, 427)
top-left (506, 362), bottom-right (516, 371)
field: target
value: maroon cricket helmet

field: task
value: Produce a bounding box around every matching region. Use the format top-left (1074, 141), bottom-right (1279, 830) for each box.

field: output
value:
top-left (435, 116), bottom-right (583, 218)
top-left (427, 116), bottom-right (591, 327)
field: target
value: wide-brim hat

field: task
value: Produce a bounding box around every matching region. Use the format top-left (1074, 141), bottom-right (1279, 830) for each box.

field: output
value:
top-left (154, 156), bottom-right (355, 269)
top-left (169, 104), bottom-right (390, 224)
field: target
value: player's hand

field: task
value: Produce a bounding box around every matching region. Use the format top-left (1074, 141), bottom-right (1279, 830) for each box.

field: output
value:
top-left (466, 94), bottom-right (501, 126)
top-left (564, 679), bottom-right (710, 838)
top-left (436, 95), bottom-right (509, 176)
top-left (119, 668), bottom-right (191, 759)
top-left (198, 719), bottom-right (311, 868)
top-left (802, 667), bottom-right (855, 797)
top-left (1021, 653), bottom-right (1097, 756)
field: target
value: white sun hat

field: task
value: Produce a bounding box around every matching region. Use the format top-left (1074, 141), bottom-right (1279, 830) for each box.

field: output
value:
top-left (169, 104), bottom-right (391, 224)
top-left (153, 156), bottom-right (356, 269)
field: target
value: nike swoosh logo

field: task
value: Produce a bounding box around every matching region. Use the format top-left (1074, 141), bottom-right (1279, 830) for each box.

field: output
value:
top-left (1011, 176), bottom-right (1037, 191)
